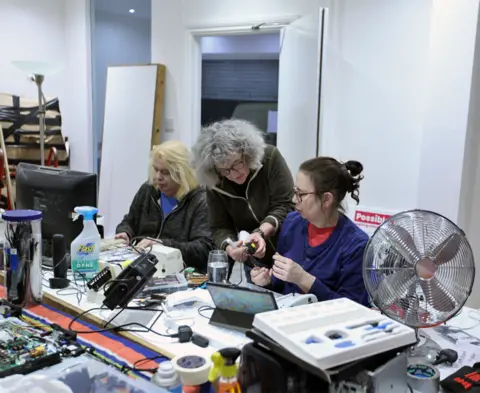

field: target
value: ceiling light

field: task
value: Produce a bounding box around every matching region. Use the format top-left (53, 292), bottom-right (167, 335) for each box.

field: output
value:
top-left (129, 8), bottom-right (135, 14)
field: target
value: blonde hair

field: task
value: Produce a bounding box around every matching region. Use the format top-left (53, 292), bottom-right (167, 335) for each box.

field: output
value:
top-left (148, 141), bottom-right (198, 199)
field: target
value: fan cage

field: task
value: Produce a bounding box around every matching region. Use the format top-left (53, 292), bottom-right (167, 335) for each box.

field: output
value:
top-left (363, 209), bottom-right (475, 328)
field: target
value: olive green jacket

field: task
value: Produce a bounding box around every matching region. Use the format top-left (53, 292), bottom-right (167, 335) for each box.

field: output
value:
top-left (207, 145), bottom-right (295, 267)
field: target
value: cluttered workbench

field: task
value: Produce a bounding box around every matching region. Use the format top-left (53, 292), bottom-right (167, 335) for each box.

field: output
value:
top-left (2, 208), bottom-right (480, 393)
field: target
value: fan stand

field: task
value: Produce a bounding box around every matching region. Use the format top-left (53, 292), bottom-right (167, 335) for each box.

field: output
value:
top-left (407, 328), bottom-right (441, 364)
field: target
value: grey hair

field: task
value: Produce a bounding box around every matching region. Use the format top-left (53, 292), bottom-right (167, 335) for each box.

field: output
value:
top-left (191, 119), bottom-right (266, 188)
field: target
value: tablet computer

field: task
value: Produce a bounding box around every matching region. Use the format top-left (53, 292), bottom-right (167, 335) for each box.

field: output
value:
top-left (206, 283), bottom-right (277, 332)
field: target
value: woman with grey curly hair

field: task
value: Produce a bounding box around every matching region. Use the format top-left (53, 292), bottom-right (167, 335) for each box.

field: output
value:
top-left (191, 119), bottom-right (295, 277)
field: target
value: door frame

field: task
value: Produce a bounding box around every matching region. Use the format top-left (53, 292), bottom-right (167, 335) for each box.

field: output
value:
top-left (184, 17), bottom-right (298, 148)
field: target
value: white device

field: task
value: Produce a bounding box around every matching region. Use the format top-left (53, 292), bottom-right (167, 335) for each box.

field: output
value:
top-left (150, 244), bottom-right (184, 277)
top-left (276, 293), bottom-right (317, 308)
top-left (238, 231), bottom-right (250, 242)
top-left (253, 297), bottom-right (417, 370)
top-left (166, 289), bottom-right (214, 308)
top-left (99, 243), bottom-right (184, 279)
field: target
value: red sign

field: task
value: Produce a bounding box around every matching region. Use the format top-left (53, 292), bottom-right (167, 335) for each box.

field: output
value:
top-left (354, 210), bottom-right (391, 227)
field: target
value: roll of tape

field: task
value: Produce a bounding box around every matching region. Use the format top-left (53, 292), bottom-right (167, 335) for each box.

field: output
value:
top-left (406, 363), bottom-right (440, 393)
top-left (172, 354), bottom-right (211, 386)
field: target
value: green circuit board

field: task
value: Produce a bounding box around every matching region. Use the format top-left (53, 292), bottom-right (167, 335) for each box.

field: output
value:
top-left (0, 319), bottom-right (61, 377)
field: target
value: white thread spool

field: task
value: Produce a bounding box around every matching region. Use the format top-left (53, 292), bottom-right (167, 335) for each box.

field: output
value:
top-left (172, 355), bottom-right (211, 386)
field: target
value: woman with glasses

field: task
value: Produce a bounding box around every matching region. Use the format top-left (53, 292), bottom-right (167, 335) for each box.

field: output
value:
top-left (191, 119), bottom-right (295, 279)
top-left (250, 157), bottom-right (369, 305)
top-left (115, 141), bottom-right (214, 271)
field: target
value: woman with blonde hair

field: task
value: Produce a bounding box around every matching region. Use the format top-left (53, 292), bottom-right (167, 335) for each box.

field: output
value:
top-left (115, 141), bottom-right (213, 271)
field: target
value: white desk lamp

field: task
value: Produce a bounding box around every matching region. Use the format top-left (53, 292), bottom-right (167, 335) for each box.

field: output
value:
top-left (11, 61), bottom-right (63, 165)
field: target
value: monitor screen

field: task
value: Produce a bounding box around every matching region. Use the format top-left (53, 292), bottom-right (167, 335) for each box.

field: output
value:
top-left (207, 283), bottom-right (277, 314)
top-left (15, 163), bottom-right (98, 257)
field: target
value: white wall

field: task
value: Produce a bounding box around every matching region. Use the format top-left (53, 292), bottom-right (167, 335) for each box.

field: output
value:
top-left (321, 0), bottom-right (432, 213)
top-left (417, 0), bottom-right (480, 223)
top-left (458, 4), bottom-right (480, 309)
top-left (0, 0), bottom-right (66, 101)
top-left (63, 0), bottom-right (93, 173)
top-left (0, 0), bottom-right (93, 173)
top-left (319, 0), bottom-right (480, 307)
top-left (151, 0), bottom-right (326, 145)
top-left (91, 7), bottom-right (151, 172)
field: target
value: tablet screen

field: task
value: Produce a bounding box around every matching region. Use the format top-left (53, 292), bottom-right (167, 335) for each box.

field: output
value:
top-left (207, 283), bottom-right (277, 314)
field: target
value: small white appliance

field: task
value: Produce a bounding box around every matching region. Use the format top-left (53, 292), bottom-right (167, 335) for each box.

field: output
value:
top-left (99, 243), bottom-right (184, 279)
top-left (149, 244), bottom-right (185, 277)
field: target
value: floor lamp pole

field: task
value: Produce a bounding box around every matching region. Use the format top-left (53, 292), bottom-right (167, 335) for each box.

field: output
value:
top-left (33, 74), bottom-right (46, 166)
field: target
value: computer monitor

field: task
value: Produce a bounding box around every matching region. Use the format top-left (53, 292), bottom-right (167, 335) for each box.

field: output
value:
top-left (15, 163), bottom-right (98, 257)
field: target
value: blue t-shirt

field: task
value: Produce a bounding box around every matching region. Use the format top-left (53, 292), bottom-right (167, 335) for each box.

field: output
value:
top-left (159, 193), bottom-right (178, 216)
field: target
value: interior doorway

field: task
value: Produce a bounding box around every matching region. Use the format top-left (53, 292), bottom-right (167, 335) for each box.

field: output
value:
top-left (187, 8), bottom-right (328, 175)
top-left (200, 33), bottom-right (280, 146)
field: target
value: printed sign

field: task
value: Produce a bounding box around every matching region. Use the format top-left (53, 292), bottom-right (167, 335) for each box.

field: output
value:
top-left (354, 210), bottom-right (391, 226)
top-left (346, 206), bottom-right (397, 236)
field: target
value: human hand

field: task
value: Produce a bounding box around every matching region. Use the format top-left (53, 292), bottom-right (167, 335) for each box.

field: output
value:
top-left (137, 238), bottom-right (161, 249)
top-left (251, 267), bottom-right (272, 287)
top-left (226, 241), bottom-right (248, 262)
top-left (115, 232), bottom-right (130, 244)
top-left (248, 232), bottom-right (266, 259)
top-left (272, 253), bottom-right (306, 285)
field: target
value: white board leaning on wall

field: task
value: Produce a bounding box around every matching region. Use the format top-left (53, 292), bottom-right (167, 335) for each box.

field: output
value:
top-left (98, 64), bottom-right (165, 238)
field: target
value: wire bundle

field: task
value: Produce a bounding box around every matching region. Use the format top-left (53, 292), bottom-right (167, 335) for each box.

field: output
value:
top-left (5, 221), bottom-right (40, 306)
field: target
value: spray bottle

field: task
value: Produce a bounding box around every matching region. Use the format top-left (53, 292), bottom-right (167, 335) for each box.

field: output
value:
top-left (208, 348), bottom-right (242, 393)
top-left (70, 206), bottom-right (100, 280)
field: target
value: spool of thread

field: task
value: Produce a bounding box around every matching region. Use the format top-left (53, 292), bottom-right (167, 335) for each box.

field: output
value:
top-left (172, 354), bottom-right (211, 387)
top-left (406, 363), bottom-right (440, 393)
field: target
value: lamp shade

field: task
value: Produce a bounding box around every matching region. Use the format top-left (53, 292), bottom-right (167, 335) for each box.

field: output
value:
top-left (12, 61), bottom-right (63, 76)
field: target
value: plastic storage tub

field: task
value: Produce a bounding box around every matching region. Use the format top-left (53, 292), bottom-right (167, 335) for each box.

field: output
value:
top-left (3, 209), bottom-right (43, 306)
top-left (0, 356), bottom-right (171, 393)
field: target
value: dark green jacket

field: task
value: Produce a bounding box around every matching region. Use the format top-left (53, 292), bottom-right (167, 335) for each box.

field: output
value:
top-left (116, 184), bottom-right (214, 272)
top-left (207, 145), bottom-right (295, 267)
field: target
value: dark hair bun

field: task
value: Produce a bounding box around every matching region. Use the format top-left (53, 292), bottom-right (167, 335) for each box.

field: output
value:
top-left (343, 160), bottom-right (364, 204)
top-left (345, 160), bottom-right (363, 177)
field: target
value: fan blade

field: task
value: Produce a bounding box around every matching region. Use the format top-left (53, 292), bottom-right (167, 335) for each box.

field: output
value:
top-left (375, 269), bottom-right (416, 306)
top-left (404, 303), bottom-right (420, 326)
top-left (403, 282), bottom-right (420, 326)
top-left (383, 224), bottom-right (421, 264)
top-left (419, 278), bottom-right (456, 313)
top-left (431, 233), bottom-right (462, 266)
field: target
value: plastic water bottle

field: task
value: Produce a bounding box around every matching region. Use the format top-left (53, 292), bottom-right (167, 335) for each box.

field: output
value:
top-left (151, 361), bottom-right (183, 393)
top-left (70, 206), bottom-right (101, 281)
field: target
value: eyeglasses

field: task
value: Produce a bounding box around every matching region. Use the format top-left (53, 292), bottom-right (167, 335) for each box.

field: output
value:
top-left (293, 187), bottom-right (315, 202)
top-left (217, 159), bottom-right (245, 177)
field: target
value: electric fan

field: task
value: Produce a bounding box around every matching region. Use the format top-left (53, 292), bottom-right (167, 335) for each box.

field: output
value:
top-left (363, 209), bottom-right (475, 332)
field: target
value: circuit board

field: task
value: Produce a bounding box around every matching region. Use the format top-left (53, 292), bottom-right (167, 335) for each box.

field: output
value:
top-left (0, 318), bottom-right (61, 378)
